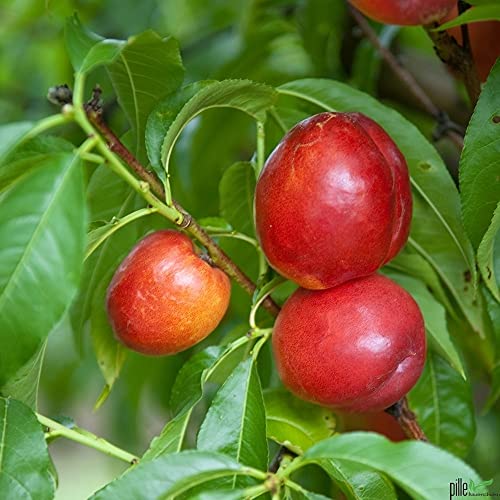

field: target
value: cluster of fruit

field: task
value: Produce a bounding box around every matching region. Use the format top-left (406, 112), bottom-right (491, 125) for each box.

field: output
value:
top-left (106, 111), bottom-right (426, 414)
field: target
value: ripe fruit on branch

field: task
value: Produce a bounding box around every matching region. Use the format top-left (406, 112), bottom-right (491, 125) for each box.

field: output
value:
top-left (348, 0), bottom-right (456, 26)
top-left (106, 230), bottom-right (231, 356)
top-left (255, 112), bottom-right (412, 290)
top-left (272, 274), bottom-right (426, 412)
top-left (447, 8), bottom-right (500, 82)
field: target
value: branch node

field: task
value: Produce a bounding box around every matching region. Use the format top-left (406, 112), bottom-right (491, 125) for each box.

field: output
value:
top-left (47, 84), bottom-right (73, 106)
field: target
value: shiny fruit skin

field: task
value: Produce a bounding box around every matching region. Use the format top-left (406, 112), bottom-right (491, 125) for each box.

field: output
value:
top-left (349, 0), bottom-right (455, 26)
top-left (255, 112), bottom-right (412, 290)
top-left (272, 274), bottom-right (426, 412)
top-left (447, 8), bottom-right (500, 82)
top-left (106, 230), bottom-right (231, 356)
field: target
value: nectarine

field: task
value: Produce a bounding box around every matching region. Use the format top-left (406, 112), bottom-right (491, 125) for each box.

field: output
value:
top-left (106, 230), bottom-right (231, 355)
top-left (272, 274), bottom-right (426, 412)
top-left (349, 0), bottom-right (456, 26)
top-left (255, 112), bottom-right (412, 290)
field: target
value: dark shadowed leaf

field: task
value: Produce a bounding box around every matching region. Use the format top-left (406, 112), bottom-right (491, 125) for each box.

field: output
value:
top-left (0, 397), bottom-right (55, 499)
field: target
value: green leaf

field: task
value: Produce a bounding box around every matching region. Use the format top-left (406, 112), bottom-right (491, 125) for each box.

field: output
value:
top-left (264, 389), bottom-right (335, 455)
top-left (408, 352), bottom-right (475, 458)
top-left (144, 339), bottom-right (248, 460)
top-left (477, 201), bottom-right (500, 302)
top-left (460, 60), bottom-right (500, 249)
top-left (384, 271), bottom-right (465, 377)
top-left (0, 397), bottom-right (55, 499)
top-left (290, 432), bottom-right (482, 500)
top-left (199, 217), bottom-right (233, 233)
top-left (219, 161), bottom-right (256, 236)
top-left (107, 31), bottom-right (184, 161)
top-left (0, 136), bottom-right (74, 192)
top-left (156, 80), bottom-right (277, 179)
top-left (0, 153), bottom-right (86, 387)
top-left (0, 342), bottom-right (46, 408)
top-left (64, 14), bottom-right (123, 74)
top-left (438, 5), bottom-right (500, 30)
top-left (197, 358), bottom-right (268, 471)
top-left (319, 460), bottom-right (397, 500)
top-left (92, 451), bottom-right (258, 499)
top-left (0, 121), bottom-right (34, 164)
top-left (275, 79), bottom-right (481, 335)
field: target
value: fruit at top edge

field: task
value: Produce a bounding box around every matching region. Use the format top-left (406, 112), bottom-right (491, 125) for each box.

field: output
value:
top-left (348, 0), bottom-right (456, 26)
top-left (446, 7), bottom-right (500, 82)
top-left (255, 112), bottom-right (412, 290)
top-left (106, 230), bottom-right (231, 356)
top-left (272, 274), bottom-right (426, 412)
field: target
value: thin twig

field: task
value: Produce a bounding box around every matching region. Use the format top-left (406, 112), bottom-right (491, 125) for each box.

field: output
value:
top-left (385, 397), bottom-right (428, 441)
top-left (348, 5), bottom-right (465, 150)
top-left (84, 93), bottom-right (280, 317)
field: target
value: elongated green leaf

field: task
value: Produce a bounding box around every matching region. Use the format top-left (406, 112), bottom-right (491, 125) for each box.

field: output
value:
top-left (158, 80), bottom-right (277, 178)
top-left (384, 271), bottom-right (465, 377)
top-left (65, 15), bottom-right (123, 74)
top-left (484, 289), bottom-right (500, 410)
top-left (291, 432), bottom-right (481, 500)
top-left (0, 121), bottom-right (34, 164)
top-left (460, 60), bottom-right (500, 249)
top-left (438, 5), bottom-right (500, 30)
top-left (92, 451), bottom-right (255, 499)
top-left (0, 136), bottom-right (74, 192)
top-left (320, 460), bottom-right (397, 500)
top-left (0, 397), bottom-right (55, 499)
top-left (1, 342), bottom-right (46, 408)
top-left (264, 389), bottom-right (335, 455)
top-left (197, 358), bottom-right (268, 471)
top-left (144, 339), bottom-right (248, 460)
top-left (219, 161), bottom-right (256, 236)
top-left (477, 201), bottom-right (500, 302)
top-left (408, 352), bottom-right (475, 457)
top-left (108, 31), bottom-right (184, 161)
top-left (275, 79), bottom-right (481, 334)
top-left (0, 153), bottom-right (86, 386)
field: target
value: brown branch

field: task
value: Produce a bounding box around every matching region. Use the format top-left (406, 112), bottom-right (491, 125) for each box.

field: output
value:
top-left (348, 6), bottom-right (464, 150)
top-left (385, 397), bottom-right (428, 441)
top-left (424, 23), bottom-right (481, 108)
top-left (84, 95), bottom-right (280, 318)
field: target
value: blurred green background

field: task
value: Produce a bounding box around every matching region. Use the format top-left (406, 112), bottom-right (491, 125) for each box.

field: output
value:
top-left (1, 1), bottom-right (498, 498)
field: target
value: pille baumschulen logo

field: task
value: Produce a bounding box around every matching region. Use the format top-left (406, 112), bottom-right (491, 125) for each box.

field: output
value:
top-left (449, 477), bottom-right (496, 498)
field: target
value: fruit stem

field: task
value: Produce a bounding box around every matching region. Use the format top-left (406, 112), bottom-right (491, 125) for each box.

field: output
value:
top-left (256, 120), bottom-right (266, 176)
top-left (37, 413), bottom-right (139, 464)
top-left (385, 396), bottom-right (428, 441)
top-left (348, 5), bottom-right (465, 149)
top-left (78, 88), bottom-right (280, 318)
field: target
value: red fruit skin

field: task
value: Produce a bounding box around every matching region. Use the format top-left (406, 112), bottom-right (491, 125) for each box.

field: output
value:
top-left (255, 112), bottom-right (412, 290)
top-left (106, 230), bottom-right (231, 356)
top-left (447, 8), bottom-right (500, 82)
top-left (349, 0), bottom-right (455, 26)
top-left (272, 274), bottom-right (426, 412)
top-left (338, 410), bottom-right (406, 442)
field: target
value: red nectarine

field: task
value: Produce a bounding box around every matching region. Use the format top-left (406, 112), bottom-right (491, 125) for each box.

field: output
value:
top-left (255, 112), bottom-right (412, 290)
top-left (272, 274), bottom-right (426, 412)
top-left (349, 0), bottom-right (456, 26)
top-left (106, 230), bottom-right (231, 355)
